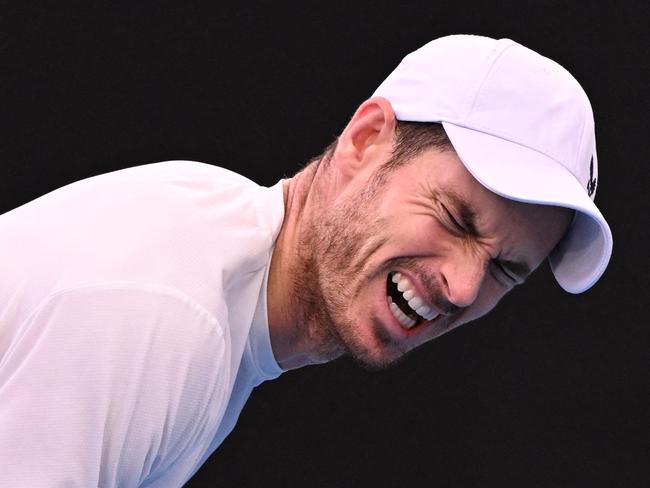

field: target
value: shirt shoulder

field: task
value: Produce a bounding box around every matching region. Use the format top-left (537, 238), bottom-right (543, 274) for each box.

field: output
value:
top-left (0, 161), bottom-right (285, 322)
top-left (0, 282), bottom-right (233, 487)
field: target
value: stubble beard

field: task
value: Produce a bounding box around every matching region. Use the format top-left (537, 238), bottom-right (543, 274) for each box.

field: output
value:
top-left (289, 173), bottom-right (408, 371)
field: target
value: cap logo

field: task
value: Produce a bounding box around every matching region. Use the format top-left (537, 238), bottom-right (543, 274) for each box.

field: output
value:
top-left (587, 156), bottom-right (597, 197)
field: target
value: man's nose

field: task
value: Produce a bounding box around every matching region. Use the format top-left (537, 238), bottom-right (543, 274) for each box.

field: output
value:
top-left (439, 250), bottom-right (487, 309)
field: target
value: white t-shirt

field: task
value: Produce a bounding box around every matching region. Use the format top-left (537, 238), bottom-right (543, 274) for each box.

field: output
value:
top-left (0, 161), bottom-right (286, 486)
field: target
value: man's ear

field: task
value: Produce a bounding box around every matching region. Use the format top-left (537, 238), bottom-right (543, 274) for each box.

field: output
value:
top-left (334, 97), bottom-right (397, 179)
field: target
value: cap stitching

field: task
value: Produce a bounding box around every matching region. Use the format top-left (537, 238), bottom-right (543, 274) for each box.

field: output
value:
top-left (463, 42), bottom-right (586, 171)
top-left (464, 40), bottom-right (517, 122)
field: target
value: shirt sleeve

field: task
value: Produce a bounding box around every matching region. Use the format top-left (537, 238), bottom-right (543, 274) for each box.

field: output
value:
top-left (0, 283), bottom-right (231, 487)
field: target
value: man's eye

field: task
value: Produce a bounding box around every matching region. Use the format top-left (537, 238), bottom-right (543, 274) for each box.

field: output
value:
top-left (441, 204), bottom-right (464, 232)
top-left (492, 260), bottom-right (516, 284)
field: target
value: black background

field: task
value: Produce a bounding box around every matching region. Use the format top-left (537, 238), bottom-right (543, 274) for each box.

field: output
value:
top-left (2, 1), bottom-right (649, 487)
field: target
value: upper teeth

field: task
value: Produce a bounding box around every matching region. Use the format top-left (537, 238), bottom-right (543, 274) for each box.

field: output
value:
top-left (391, 272), bottom-right (439, 323)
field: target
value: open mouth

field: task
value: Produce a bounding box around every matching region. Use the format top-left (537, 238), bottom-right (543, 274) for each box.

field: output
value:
top-left (386, 271), bottom-right (439, 329)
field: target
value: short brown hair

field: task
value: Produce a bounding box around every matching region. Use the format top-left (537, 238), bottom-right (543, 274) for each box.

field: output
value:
top-left (316, 120), bottom-right (454, 170)
top-left (385, 120), bottom-right (454, 170)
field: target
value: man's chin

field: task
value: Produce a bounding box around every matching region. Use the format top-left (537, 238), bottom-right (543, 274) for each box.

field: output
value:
top-left (341, 329), bottom-right (409, 372)
top-left (345, 346), bottom-right (408, 372)
top-left (325, 312), bottom-right (409, 371)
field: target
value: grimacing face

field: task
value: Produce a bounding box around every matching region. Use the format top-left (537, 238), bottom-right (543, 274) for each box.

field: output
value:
top-left (299, 146), bottom-right (574, 371)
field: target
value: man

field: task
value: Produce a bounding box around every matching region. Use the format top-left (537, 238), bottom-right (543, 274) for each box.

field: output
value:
top-left (0, 35), bottom-right (612, 486)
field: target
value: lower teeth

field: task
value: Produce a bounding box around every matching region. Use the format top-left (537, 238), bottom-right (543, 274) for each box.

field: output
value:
top-left (388, 296), bottom-right (417, 328)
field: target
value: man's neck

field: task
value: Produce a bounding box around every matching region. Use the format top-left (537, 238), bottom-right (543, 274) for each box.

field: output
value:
top-left (266, 162), bottom-right (345, 371)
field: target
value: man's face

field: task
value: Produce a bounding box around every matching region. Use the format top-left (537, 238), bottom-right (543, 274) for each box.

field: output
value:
top-left (301, 146), bottom-right (573, 371)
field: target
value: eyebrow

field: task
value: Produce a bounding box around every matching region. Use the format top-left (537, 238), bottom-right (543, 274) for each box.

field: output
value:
top-left (440, 189), bottom-right (532, 281)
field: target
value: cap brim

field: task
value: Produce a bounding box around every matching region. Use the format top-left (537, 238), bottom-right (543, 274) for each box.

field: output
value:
top-left (441, 121), bottom-right (613, 293)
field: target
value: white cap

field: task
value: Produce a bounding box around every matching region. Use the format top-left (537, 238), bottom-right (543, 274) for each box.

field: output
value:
top-left (373, 34), bottom-right (612, 293)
